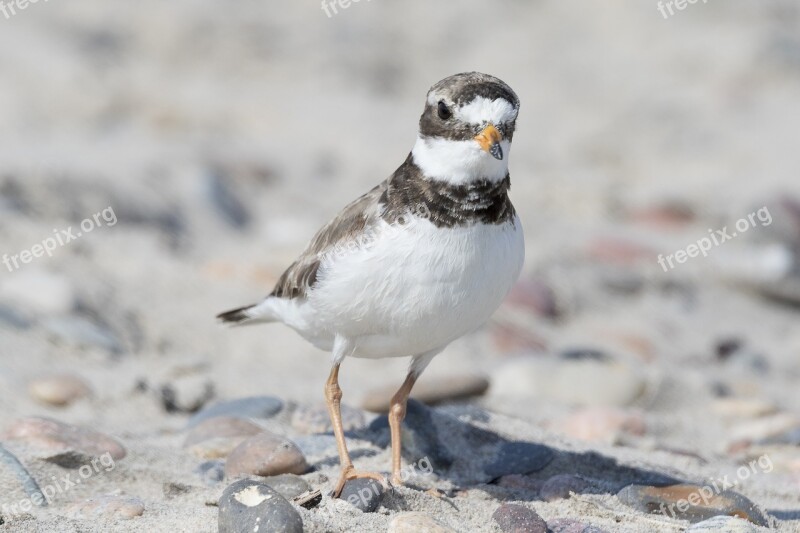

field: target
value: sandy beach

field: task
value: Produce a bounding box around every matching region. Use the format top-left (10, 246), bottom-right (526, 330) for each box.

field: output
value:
top-left (1, 1), bottom-right (799, 531)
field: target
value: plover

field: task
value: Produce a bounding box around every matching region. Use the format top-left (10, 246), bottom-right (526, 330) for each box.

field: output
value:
top-left (218, 72), bottom-right (524, 496)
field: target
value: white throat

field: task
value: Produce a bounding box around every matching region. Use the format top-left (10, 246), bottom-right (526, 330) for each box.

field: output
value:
top-left (411, 135), bottom-right (511, 185)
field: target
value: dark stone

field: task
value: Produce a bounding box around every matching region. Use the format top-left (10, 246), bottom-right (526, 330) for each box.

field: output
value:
top-left (483, 441), bottom-right (554, 480)
top-left (492, 503), bottom-right (547, 533)
top-left (195, 460), bottom-right (225, 485)
top-left (207, 170), bottom-right (251, 229)
top-left (340, 478), bottom-right (385, 512)
top-left (559, 348), bottom-right (610, 363)
top-left (540, 474), bottom-right (589, 501)
top-left (188, 396), bottom-right (284, 428)
top-left (218, 479), bottom-right (302, 533)
top-left (368, 399), bottom-right (454, 471)
top-left (261, 474), bottom-right (311, 500)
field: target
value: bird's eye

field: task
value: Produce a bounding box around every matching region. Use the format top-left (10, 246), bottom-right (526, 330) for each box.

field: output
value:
top-left (437, 101), bottom-right (452, 120)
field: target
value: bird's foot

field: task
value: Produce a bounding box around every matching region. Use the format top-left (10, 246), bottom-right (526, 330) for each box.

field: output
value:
top-left (332, 466), bottom-right (390, 498)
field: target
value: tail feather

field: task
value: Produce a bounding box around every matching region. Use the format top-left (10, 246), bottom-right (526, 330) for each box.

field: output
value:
top-left (216, 299), bottom-right (279, 326)
top-left (216, 304), bottom-right (257, 324)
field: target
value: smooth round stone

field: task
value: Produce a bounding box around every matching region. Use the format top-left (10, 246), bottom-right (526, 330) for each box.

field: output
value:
top-left (558, 407), bottom-right (646, 443)
top-left (503, 278), bottom-right (559, 319)
top-left (41, 316), bottom-right (122, 353)
top-left (67, 495), bottom-right (144, 520)
top-left (224, 432), bottom-right (308, 478)
top-left (187, 396), bottom-right (284, 428)
top-left (195, 460), bottom-right (225, 486)
top-left (712, 398), bottom-right (778, 419)
top-left (28, 374), bottom-right (91, 407)
top-left (548, 518), bottom-right (609, 533)
top-left (730, 413), bottom-right (800, 443)
top-left (483, 441), bottom-right (554, 480)
top-left (2, 417), bottom-right (126, 464)
top-left (492, 503), bottom-right (547, 533)
top-left (388, 512), bottom-right (455, 533)
top-left (339, 478), bottom-right (385, 512)
top-left (218, 479), bottom-right (302, 533)
top-left (361, 373), bottom-right (490, 413)
top-left (686, 515), bottom-right (758, 532)
top-left (495, 474), bottom-right (544, 494)
top-left (160, 375), bottom-right (215, 414)
top-left (616, 484), bottom-right (769, 526)
top-left (540, 474), bottom-right (589, 501)
top-left (183, 416), bottom-right (264, 459)
top-left (290, 402), bottom-right (365, 434)
top-left (0, 270), bottom-right (74, 315)
top-left (291, 434), bottom-right (338, 458)
top-left (261, 474), bottom-right (311, 500)
top-left (491, 351), bottom-right (646, 407)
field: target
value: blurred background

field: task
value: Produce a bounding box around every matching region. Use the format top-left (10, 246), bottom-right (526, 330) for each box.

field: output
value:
top-left (1, 1), bottom-right (799, 531)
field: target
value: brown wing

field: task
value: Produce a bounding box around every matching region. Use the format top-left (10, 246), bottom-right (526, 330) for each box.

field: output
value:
top-left (269, 181), bottom-right (388, 299)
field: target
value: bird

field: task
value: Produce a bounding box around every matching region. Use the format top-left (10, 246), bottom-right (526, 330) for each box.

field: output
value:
top-left (217, 72), bottom-right (524, 497)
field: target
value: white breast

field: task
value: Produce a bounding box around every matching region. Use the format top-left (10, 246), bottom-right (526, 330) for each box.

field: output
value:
top-left (298, 215), bottom-right (525, 358)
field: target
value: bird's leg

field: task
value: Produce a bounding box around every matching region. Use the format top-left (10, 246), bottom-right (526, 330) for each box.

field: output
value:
top-left (325, 363), bottom-right (387, 498)
top-left (388, 372), bottom-right (417, 486)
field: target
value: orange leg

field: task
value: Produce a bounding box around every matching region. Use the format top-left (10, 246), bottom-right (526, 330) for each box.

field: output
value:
top-left (324, 363), bottom-right (387, 497)
top-left (388, 372), bottom-right (417, 486)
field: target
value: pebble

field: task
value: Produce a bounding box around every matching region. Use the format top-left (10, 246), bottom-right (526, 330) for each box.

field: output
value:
top-left (388, 512), bottom-right (455, 533)
top-left (491, 350), bottom-right (646, 407)
top-left (218, 479), bottom-right (302, 533)
top-left (187, 396), bottom-right (284, 428)
top-left (540, 474), bottom-right (589, 501)
top-left (558, 407), bottom-right (646, 443)
top-left (2, 417), bottom-right (126, 465)
top-left (291, 402), bottom-right (365, 434)
top-left (224, 432), bottom-right (308, 478)
top-left (685, 515), bottom-right (759, 532)
top-left (340, 478), bottom-right (385, 512)
top-left (712, 398), bottom-right (778, 419)
top-left (28, 374), bottom-right (91, 407)
top-left (503, 278), bottom-right (560, 319)
top-left (183, 416), bottom-right (264, 459)
top-left (0, 270), bottom-right (74, 315)
top-left (492, 503), bottom-right (547, 533)
top-left (66, 495), bottom-right (145, 520)
top-left (261, 474), bottom-right (311, 500)
top-left (730, 413), bottom-right (800, 443)
top-left (368, 399), bottom-right (454, 471)
top-left (291, 434), bottom-right (338, 458)
top-left (0, 304), bottom-right (32, 329)
top-left (361, 373), bottom-right (490, 413)
top-left (41, 316), bottom-right (122, 354)
top-left (495, 474), bottom-right (544, 494)
top-left (548, 518), bottom-right (609, 533)
top-left (160, 375), bottom-right (215, 414)
top-left (483, 441), bottom-right (554, 480)
top-left (616, 484), bottom-right (769, 526)
top-left (195, 460), bottom-right (225, 485)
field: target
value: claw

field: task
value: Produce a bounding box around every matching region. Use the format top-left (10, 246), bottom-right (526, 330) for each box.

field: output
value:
top-left (332, 466), bottom-right (389, 498)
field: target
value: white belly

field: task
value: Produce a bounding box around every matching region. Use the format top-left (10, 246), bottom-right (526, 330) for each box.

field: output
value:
top-left (294, 215), bottom-right (524, 358)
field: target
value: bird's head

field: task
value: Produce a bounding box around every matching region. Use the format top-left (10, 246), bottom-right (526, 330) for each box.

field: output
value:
top-left (412, 72), bottom-right (520, 185)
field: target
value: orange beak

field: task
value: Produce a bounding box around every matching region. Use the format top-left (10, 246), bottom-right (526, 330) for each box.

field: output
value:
top-left (474, 124), bottom-right (504, 160)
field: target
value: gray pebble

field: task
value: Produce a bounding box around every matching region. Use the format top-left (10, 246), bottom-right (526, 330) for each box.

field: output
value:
top-left (492, 503), bottom-right (547, 533)
top-left (188, 396), bottom-right (283, 428)
top-left (225, 432), bottom-right (308, 478)
top-left (218, 479), bottom-right (302, 533)
top-left (339, 478), bottom-right (385, 512)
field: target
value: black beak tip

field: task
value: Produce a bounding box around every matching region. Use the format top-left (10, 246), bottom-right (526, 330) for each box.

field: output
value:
top-left (490, 143), bottom-right (504, 160)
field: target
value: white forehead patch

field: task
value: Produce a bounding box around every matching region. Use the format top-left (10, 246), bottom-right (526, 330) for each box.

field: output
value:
top-left (456, 97), bottom-right (517, 126)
